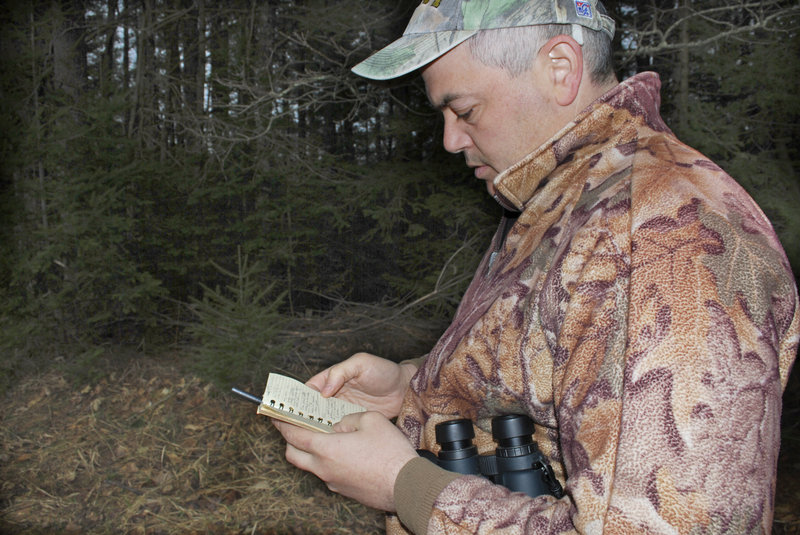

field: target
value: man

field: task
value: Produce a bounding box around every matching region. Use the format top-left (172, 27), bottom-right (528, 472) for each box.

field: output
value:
top-left (272, 1), bottom-right (799, 533)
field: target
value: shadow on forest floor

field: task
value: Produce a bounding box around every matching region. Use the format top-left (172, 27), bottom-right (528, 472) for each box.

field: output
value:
top-left (1, 319), bottom-right (799, 534)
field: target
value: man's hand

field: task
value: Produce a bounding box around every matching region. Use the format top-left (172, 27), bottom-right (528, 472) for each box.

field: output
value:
top-left (306, 352), bottom-right (418, 418)
top-left (273, 411), bottom-right (417, 511)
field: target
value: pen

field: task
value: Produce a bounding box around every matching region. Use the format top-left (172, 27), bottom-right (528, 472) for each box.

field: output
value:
top-left (231, 387), bottom-right (262, 405)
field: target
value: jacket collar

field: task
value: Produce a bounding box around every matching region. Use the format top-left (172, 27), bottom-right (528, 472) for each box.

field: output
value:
top-left (491, 72), bottom-right (668, 212)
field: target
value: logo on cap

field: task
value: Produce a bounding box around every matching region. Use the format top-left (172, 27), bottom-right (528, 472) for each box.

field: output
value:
top-left (575, 1), bottom-right (592, 18)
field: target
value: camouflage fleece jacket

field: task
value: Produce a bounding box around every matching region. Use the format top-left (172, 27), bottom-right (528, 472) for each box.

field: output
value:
top-left (387, 72), bottom-right (799, 535)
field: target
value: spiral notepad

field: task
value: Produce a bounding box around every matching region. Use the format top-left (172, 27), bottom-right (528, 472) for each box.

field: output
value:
top-left (256, 373), bottom-right (366, 433)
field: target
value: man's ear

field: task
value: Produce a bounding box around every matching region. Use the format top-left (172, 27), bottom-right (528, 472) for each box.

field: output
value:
top-left (539, 35), bottom-right (583, 107)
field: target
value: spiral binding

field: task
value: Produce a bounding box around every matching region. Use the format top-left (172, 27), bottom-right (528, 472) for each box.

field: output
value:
top-left (268, 398), bottom-right (334, 428)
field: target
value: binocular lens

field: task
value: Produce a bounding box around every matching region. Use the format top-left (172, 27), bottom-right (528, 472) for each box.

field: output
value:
top-left (492, 414), bottom-right (534, 447)
top-left (435, 419), bottom-right (475, 451)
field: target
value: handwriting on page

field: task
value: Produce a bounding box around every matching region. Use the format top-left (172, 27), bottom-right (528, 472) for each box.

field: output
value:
top-left (263, 373), bottom-right (365, 425)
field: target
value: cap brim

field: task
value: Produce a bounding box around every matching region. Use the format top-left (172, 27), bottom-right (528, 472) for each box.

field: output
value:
top-left (351, 30), bottom-right (477, 81)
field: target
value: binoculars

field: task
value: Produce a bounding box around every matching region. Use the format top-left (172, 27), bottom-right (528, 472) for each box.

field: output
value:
top-left (417, 414), bottom-right (564, 499)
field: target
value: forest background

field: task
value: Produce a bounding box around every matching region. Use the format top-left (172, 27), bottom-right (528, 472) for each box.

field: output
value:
top-left (2, 0), bottom-right (798, 390)
top-left (0, 0), bottom-right (799, 533)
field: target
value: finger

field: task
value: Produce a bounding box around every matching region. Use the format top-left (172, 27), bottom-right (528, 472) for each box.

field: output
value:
top-left (284, 442), bottom-right (317, 472)
top-left (334, 411), bottom-right (388, 433)
top-left (272, 419), bottom-right (317, 450)
top-left (305, 369), bottom-right (330, 393)
top-left (335, 411), bottom-right (364, 429)
top-left (333, 414), bottom-right (360, 433)
top-left (315, 364), bottom-right (351, 397)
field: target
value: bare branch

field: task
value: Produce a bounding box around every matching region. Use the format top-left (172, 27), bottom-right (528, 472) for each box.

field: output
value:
top-left (625, 2), bottom-right (799, 57)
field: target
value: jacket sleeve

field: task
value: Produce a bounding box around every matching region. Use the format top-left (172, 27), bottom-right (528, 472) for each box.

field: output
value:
top-left (394, 458), bottom-right (461, 535)
top-left (392, 195), bottom-right (799, 534)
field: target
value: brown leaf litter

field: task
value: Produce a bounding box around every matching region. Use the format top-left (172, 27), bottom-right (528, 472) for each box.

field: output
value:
top-left (0, 355), bottom-right (384, 534)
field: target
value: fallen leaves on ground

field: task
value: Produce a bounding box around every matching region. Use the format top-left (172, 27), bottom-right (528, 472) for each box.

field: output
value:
top-left (0, 355), bottom-right (384, 534)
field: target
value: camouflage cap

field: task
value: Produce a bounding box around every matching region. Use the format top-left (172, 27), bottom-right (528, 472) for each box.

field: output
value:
top-left (352, 0), bottom-right (615, 80)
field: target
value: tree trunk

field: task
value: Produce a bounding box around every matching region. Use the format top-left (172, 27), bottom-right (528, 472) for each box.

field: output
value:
top-left (209, 7), bottom-right (229, 117)
top-left (181, 0), bottom-right (201, 115)
top-left (677, 0), bottom-right (690, 135)
top-left (52, 0), bottom-right (87, 100)
top-left (164, 0), bottom-right (180, 154)
top-left (99, 0), bottom-right (116, 98)
top-left (133, 0), bottom-right (156, 150)
top-left (197, 0), bottom-right (206, 115)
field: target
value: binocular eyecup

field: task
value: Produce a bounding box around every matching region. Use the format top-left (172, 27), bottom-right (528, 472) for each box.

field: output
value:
top-left (418, 414), bottom-right (563, 499)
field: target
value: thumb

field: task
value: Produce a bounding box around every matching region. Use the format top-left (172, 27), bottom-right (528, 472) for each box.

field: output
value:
top-left (306, 369), bottom-right (341, 397)
top-left (315, 364), bottom-right (354, 397)
top-left (333, 411), bottom-right (365, 433)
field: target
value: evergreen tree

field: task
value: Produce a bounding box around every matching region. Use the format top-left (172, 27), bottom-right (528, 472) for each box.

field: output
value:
top-left (0, 0), bottom-right (795, 387)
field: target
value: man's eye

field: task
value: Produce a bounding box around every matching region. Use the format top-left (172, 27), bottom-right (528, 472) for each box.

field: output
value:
top-left (456, 109), bottom-right (473, 120)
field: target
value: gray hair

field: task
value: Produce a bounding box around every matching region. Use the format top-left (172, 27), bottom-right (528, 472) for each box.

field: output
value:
top-left (467, 24), bottom-right (615, 85)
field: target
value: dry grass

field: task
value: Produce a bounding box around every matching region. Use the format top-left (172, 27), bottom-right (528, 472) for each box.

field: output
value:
top-left (0, 354), bottom-right (384, 534)
top-left (1, 341), bottom-right (799, 534)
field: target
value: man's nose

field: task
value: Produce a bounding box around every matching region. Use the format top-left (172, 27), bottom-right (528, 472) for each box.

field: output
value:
top-left (442, 114), bottom-right (470, 154)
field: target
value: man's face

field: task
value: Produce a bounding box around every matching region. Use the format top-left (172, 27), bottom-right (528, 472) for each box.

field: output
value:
top-left (421, 42), bottom-right (559, 195)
